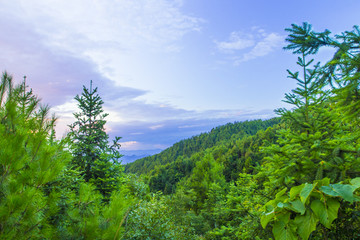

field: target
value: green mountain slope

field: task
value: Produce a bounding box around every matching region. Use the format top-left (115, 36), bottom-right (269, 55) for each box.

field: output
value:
top-left (125, 118), bottom-right (279, 175)
top-left (125, 118), bottom-right (281, 194)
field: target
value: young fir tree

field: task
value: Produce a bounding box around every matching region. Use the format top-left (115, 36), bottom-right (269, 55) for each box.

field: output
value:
top-left (69, 81), bottom-right (123, 199)
top-left (261, 23), bottom-right (358, 190)
top-left (260, 23), bottom-right (360, 240)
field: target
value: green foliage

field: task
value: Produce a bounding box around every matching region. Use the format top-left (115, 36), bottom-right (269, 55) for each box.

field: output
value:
top-left (2, 22), bottom-right (360, 240)
top-left (126, 118), bottom-right (280, 175)
top-left (143, 119), bottom-right (280, 195)
top-left (123, 193), bottom-right (196, 240)
top-left (149, 156), bottom-right (195, 194)
top-left (69, 81), bottom-right (123, 199)
top-left (0, 72), bottom-right (71, 238)
top-left (205, 173), bottom-right (272, 239)
top-left (48, 181), bottom-right (134, 240)
top-left (264, 51), bottom-right (346, 187)
top-left (0, 73), bottom-right (135, 239)
top-left (137, 122), bottom-right (280, 238)
top-left (262, 178), bottom-right (360, 240)
top-left (261, 23), bottom-right (360, 240)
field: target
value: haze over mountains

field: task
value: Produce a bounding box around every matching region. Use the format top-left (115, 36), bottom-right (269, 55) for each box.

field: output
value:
top-left (121, 149), bottom-right (162, 164)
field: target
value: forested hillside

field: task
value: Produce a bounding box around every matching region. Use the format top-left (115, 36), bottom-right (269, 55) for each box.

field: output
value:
top-left (125, 118), bottom-right (280, 175)
top-left (147, 121), bottom-right (281, 195)
top-left (1, 23), bottom-right (360, 240)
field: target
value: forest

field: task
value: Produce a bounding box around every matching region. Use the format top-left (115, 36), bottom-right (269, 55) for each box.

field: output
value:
top-left (1, 23), bottom-right (360, 239)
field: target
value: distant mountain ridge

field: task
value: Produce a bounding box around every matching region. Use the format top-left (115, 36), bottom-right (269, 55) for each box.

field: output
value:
top-left (121, 149), bottom-right (163, 164)
top-left (125, 118), bottom-right (280, 175)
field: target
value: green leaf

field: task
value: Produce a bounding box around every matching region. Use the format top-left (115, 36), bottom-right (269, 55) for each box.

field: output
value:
top-left (278, 212), bottom-right (291, 225)
top-left (290, 184), bottom-right (305, 200)
top-left (278, 202), bottom-right (285, 208)
top-left (350, 177), bottom-right (360, 189)
top-left (317, 178), bottom-right (330, 186)
top-left (261, 210), bottom-right (275, 229)
top-left (310, 198), bottom-right (340, 228)
top-left (288, 200), bottom-right (306, 215)
top-left (320, 184), bottom-right (356, 203)
top-left (276, 187), bottom-right (288, 199)
top-left (272, 221), bottom-right (297, 240)
top-left (294, 210), bottom-right (318, 240)
top-left (300, 183), bottom-right (317, 204)
top-left (319, 186), bottom-right (337, 197)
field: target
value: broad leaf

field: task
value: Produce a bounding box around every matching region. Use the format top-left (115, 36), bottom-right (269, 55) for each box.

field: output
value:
top-left (320, 184), bottom-right (356, 203)
top-left (294, 210), bottom-right (318, 240)
top-left (290, 184), bottom-right (305, 200)
top-left (289, 200), bottom-right (306, 215)
top-left (350, 177), bottom-right (360, 189)
top-left (310, 198), bottom-right (340, 228)
top-left (300, 183), bottom-right (317, 204)
top-left (278, 212), bottom-right (291, 225)
top-left (278, 202), bottom-right (285, 208)
top-left (272, 221), bottom-right (297, 240)
top-left (261, 210), bottom-right (275, 229)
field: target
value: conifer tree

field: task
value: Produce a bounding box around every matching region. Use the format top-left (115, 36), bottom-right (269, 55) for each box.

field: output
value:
top-left (261, 23), bottom-right (359, 189)
top-left (69, 81), bottom-right (123, 199)
top-left (261, 23), bottom-right (360, 240)
top-left (0, 72), bottom-right (71, 238)
top-left (0, 73), bottom-right (135, 239)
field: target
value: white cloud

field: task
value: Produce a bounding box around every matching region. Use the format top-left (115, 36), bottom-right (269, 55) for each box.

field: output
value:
top-left (215, 28), bottom-right (284, 64)
top-left (1, 0), bottom-right (203, 93)
top-left (237, 32), bottom-right (284, 64)
top-left (51, 99), bottom-right (78, 118)
top-left (6, 0), bottom-right (202, 54)
top-left (119, 141), bottom-right (140, 150)
top-left (119, 140), bottom-right (168, 151)
top-left (215, 32), bottom-right (255, 52)
top-left (149, 124), bottom-right (164, 130)
top-left (0, 0), bottom-right (207, 138)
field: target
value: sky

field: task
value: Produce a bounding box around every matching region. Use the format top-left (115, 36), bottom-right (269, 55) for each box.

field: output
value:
top-left (1, 0), bottom-right (359, 162)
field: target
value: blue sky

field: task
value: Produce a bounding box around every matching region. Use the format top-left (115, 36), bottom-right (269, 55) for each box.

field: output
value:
top-left (1, 0), bottom-right (359, 161)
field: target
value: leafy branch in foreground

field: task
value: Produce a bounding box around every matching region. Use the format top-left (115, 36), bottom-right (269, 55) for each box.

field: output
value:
top-left (262, 177), bottom-right (360, 240)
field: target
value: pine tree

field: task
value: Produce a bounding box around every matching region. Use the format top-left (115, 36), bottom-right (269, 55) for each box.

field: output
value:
top-left (69, 80), bottom-right (123, 199)
top-left (0, 72), bottom-right (71, 238)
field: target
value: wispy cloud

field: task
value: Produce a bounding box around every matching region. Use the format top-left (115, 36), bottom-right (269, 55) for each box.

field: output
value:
top-left (215, 28), bottom-right (284, 64)
top-left (0, 0), bottom-right (204, 110)
top-left (149, 124), bottom-right (165, 130)
top-left (120, 141), bottom-right (140, 150)
top-left (215, 32), bottom-right (255, 52)
top-left (0, 0), bottom-right (205, 139)
top-left (4, 0), bottom-right (203, 54)
top-left (236, 32), bottom-right (284, 64)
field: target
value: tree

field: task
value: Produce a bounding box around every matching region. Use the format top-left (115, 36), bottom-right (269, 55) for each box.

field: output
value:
top-left (123, 193), bottom-right (196, 240)
top-left (69, 80), bottom-right (123, 199)
top-left (261, 23), bottom-right (358, 190)
top-left (0, 72), bottom-right (71, 238)
top-left (261, 23), bottom-right (360, 240)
